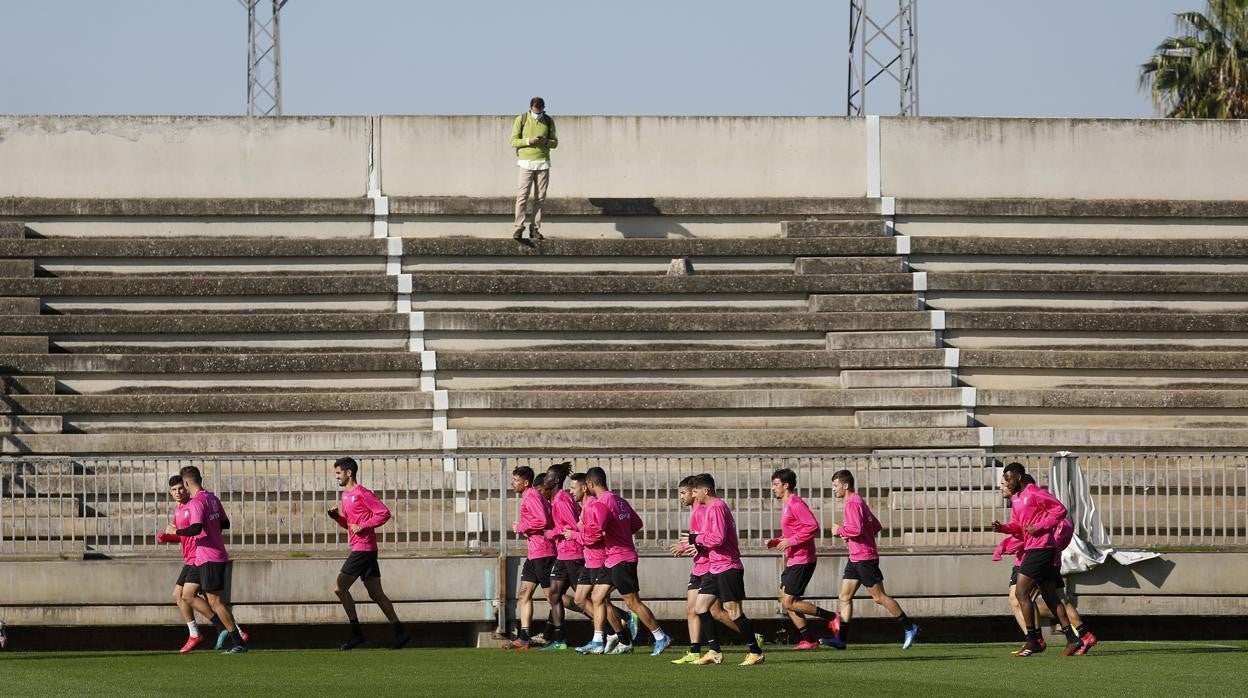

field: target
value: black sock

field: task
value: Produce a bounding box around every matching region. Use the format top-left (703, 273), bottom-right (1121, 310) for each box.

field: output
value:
top-left (698, 611), bottom-right (720, 653)
top-left (208, 614), bottom-right (226, 634)
top-left (691, 642), bottom-right (701, 654)
top-left (799, 624), bottom-right (816, 642)
top-left (1062, 625), bottom-right (1079, 643)
top-left (519, 626), bottom-right (531, 641)
top-left (814, 607), bottom-right (836, 620)
top-left (840, 621), bottom-right (851, 643)
top-left (349, 619), bottom-right (362, 636)
top-left (1026, 628), bottom-right (1041, 641)
top-left (618, 624), bottom-right (633, 646)
top-left (737, 614), bottom-right (760, 654)
top-left (552, 625), bottom-right (565, 642)
top-left (1075, 624), bottom-right (1087, 636)
top-left (230, 630), bottom-right (245, 646)
top-left (896, 613), bottom-right (911, 627)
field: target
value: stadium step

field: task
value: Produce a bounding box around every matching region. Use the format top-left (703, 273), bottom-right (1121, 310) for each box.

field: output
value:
top-left (781, 220), bottom-right (888, 238)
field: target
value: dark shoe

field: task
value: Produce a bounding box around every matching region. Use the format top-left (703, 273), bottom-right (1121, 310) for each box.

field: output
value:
top-left (389, 632), bottom-right (412, 650)
top-left (529, 226), bottom-right (544, 240)
top-left (339, 634), bottom-right (367, 651)
top-left (513, 227), bottom-right (526, 240)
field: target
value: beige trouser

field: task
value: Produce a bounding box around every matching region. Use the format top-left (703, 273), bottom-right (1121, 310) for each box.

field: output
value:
top-left (515, 167), bottom-right (550, 230)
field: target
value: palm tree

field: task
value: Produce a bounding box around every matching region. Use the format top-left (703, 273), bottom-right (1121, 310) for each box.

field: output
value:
top-left (1140, 0), bottom-right (1248, 118)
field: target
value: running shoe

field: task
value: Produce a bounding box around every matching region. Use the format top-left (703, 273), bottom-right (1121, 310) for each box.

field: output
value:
top-left (179, 635), bottom-right (203, 654)
top-left (223, 644), bottom-right (248, 654)
top-left (540, 640), bottom-right (568, 651)
top-left (739, 652), bottom-right (765, 666)
top-left (239, 629), bottom-right (251, 645)
top-left (627, 612), bottom-right (640, 645)
top-left (793, 639), bottom-right (821, 651)
top-left (528, 632), bottom-right (548, 647)
top-left (340, 635), bottom-right (367, 651)
top-left (389, 632), bottom-right (411, 650)
top-left (576, 641), bottom-right (607, 655)
top-left (650, 634), bottom-right (672, 656)
top-left (604, 634), bottom-right (620, 653)
top-left (502, 638), bottom-right (530, 651)
top-left (902, 624), bottom-right (920, 650)
top-left (671, 651), bottom-right (701, 664)
top-left (215, 630), bottom-right (230, 651)
top-left (1015, 639), bottom-right (1044, 657)
top-left (1061, 640), bottom-right (1085, 657)
top-left (693, 650), bottom-right (723, 665)
top-left (608, 643), bottom-right (634, 655)
top-left (1075, 631), bottom-right (1098, 655)
top-left (819, 636), bottom-right (847, 650)
top-left (0, 620), bottom-right (7, 650)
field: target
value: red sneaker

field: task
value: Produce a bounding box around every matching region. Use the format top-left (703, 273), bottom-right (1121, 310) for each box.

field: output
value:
top-left (1061, 640), bottom-right (1084, 656)
top-left (179, 635), bottom-right (203, 654)
top-left (793, 639), bottom-right (821, 651)
top-left (827, 613), bottom-right (841, 637)
top-left (1075, 631), bottom-right (1097, 655)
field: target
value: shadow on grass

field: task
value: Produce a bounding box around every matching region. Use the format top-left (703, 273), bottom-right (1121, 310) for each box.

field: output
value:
top-left (783, 654), bottom-right (983, 664)
top-left (0, 652), bottom-right (169, 661)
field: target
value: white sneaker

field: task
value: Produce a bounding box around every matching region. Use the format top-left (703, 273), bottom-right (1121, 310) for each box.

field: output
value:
top-left (0, 620), bottom-right (7, 649)
top-left (604, 634), bottom-right (620, 653)
top-left (609, 643), bottom-right (634, 655)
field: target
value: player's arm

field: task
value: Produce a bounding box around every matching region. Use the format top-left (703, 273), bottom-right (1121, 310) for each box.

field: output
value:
top-left (625, 498), bottom-right (643, 534)
top-left (356, 490), bottom-right (393, 531)
top-left (547, 496), bottom-right (573, 539)
top-left (175, 498), bottom-right (204, 537)
top-left (785, 499), bottom-right (818, 546)
top-left (693, 505), bottom-right (725, 548)
top-left (579, 502), bottom-right (605, 544)
top-left (837, 499), bottom-right (863, 538)
top-left (1030, 492), bottom-right (1068, 535)
top-left (516, 493), bottom-right (546, 535)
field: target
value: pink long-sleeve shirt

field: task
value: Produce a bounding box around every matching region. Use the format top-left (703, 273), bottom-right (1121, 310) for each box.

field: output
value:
top-left (546, 489), bottom-right (584, 561)
top-left (688, 503), bottom-right (710, 576)
top-left (333, 484), bottom-right (392, 552)
top-left (157, 500), bottom-right (198, 564)
top-left (780, 493), bottom-right (819, 567)
top-left (696, 497), bottom-right (744, 574)
top-left (515, 486), bottom-right (556, 560)
top-left (576, 496), bottom-right (607, 568)
top-left (184, 489), bottom-right (230, 564)
top-left (998, 483), bottom-right (1068, 550)
top-left (595, 490), bottom-right (642, 567)
top-left (838, 492), bottom-right (881, 562)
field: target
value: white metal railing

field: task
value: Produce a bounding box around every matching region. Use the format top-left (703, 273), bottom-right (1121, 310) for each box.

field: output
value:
top-left (1, 453), bottom-right (1244, 557)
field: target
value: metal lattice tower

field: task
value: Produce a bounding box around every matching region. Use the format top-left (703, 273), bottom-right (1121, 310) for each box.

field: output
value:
top-left (847, 0), bottom-right (919, 117)
top-left (241, 0), bottom-right (290, 116)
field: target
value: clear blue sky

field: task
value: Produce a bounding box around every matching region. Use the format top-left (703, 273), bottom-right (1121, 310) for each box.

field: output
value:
top-left (0, 0), bottom-right (1199, 117)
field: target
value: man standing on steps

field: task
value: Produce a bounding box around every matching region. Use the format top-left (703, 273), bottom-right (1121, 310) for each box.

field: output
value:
top-left (171, 466), bottom-right (249, 654)
top-left (329, 456), bottom-right (411, 651)
top-left (510, 96), bottom-right (557, 241)
top-left (767, 468), bottom-right (840, 651)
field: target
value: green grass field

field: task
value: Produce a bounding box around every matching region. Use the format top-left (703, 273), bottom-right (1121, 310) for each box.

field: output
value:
top-left (3, 641), bottom-right (1245, 697)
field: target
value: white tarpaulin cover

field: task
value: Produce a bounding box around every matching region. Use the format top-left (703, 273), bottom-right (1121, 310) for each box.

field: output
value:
top-left (1048, 453), bottom-right (1160, 574)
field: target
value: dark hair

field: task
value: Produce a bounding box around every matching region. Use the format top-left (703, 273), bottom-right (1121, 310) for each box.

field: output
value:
top-left (678, 475), bottom-right (696, 488)
top-left (167, 475), bottom-right (183, 487)
top-left (585, 466), bottom-right (607, 488)
top-left (544, 461), bottom-right (573, 490)
top-left (530, 96), bottom-right (545, 110)
top-left (1021, 473), bottom-right (1037, 486)
top-left (179, 466), bottom-right (203, 486)
top-left (335, 456), bottom-right (359, 478)
top-left (512, 466), bottom-right (535, 484)
top-left (831, 469), bottom-right (855, 490)
top-left (533, 473), bottom-right (546, 489)
top-left (691, 473), bottom-right (716, 492)
top-left (772, 468), bottom-right (797, 491)
top-left (570, 472), bottom-right (587, 484)
top-left (1003, 462), bottom-right (1026, 479)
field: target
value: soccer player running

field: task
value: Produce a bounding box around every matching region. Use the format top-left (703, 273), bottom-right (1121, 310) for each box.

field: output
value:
top-left (157, 474), bottom-right (237, 653)
top-left (820, 469), bottom-right (919, 651)
top-left (566, 472), bottom-right (633, 654)
top-left (539, 461), bottom-right (581, 650)
top-left (170, 466), bottom-right (248, 653)
top-left (329, 456), bottom-right (411, 651)
top-left (767, 468), bottom-right (840, 650)
top-left (582, 466), bottom-right (671, 656)
top-left (991, 463), bottom-right (1088, 657)
top-left (669, 474), bottom-right (742, 664)
top-left (688, 473), bottom-right (765, 666)
top-left (508, 466), bottom-right (557, 649)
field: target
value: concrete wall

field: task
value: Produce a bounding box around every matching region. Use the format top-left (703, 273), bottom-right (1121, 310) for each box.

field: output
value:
top-left (0, 552), bottom-right (1241, 628)
top-left (0, 116), bottom-right (371, 198)
top-left (379, 116), bottom-right (866, 198)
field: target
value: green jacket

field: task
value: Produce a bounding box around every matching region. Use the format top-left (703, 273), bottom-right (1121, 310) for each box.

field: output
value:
top-left (510, 113), bottom-right (558, 161)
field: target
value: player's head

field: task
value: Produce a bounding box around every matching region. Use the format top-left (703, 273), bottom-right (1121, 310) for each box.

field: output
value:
top-left (569, 472), bottom-right (588, 502)
top-left (1001, 462), bottom-right (1027, 495)
top-left (167, 475), bottom-right (188, 503)
top-left (511, 466), bottom-right (535, 493)
top-left (585, 466), bottom-right (608, 493)
top-left (678, 475), bottom-right (697, 507)
top-left (334, 456), bottom-right (359, 487)
top-left (542, 461), bottom-right (573, 496)
top-left (831, 469), bottom-right (854, 498)
top-left (178, 466), bottom-right (203, 490)
top-left (771, 468), bottom-right (797, 499)
top-left (690, 473), bottom-right (716, 502)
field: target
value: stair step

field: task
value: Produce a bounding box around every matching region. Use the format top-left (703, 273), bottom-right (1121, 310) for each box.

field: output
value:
top-left (782, 220), bottom-right (887, 238)
top-left (855, 410), bottom-right (972, 429)
top-left (840, 369), bottom-right (955, 389)
top-left (796, 257), bottom-right (904, 274)
top-left (827, 331), bottom-right (939, 350)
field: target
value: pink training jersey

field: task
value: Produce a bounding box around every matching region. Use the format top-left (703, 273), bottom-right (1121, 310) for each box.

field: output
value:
top-left (998, 483), bottom-right (1068, 551)
top-left (838, 491), bottom-right (882, 562)
top-left (515, 486), bottom-right (556, 560)
top-left (332, 484), bottom-right (392, 552)
top-left (696, 498), bottom-right (744, 574)
top-left (184, 489), bottom-right (229, 564)
top-left (173, 500), bottom-right (197, 564)
top-left (780, 493), bottom-right (819, 567)
top-left (576, 496), bottom-right (608, 568)
top-left (596, 490), bottom-right (642, 567)
top-left (547, 489), bottom-right (584, 561)
top-left (688, 503), bottom-right (711, 576)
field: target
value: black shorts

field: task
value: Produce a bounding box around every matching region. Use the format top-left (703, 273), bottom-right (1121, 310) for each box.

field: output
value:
top-left (176, 564), bottom-right (200, 587)
top-left (687, 573), bottom-right (704, 592)
top-left (608, 561), bottom-right (640, 595)
top-left (843, 559), bottom-right (884, 587)
top-left (781, 562), bottom-right (817, 598)
top-left (583, 566), bottom-right (611, 587)
top-left (1018, 549), bottom-right (1060, 584)
top-left (551, 559), bottom-right (584, 586)
top-left (701, 568), bottom-right (747, 603)
top-left (521, 556), bottom-right (556, 588)
top-left (197, 561), bottom-right (229, 593)
top-left (341, 550), bottom-right (382, 579)
top-left (1009, 565), bottom-right (1020, 588)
